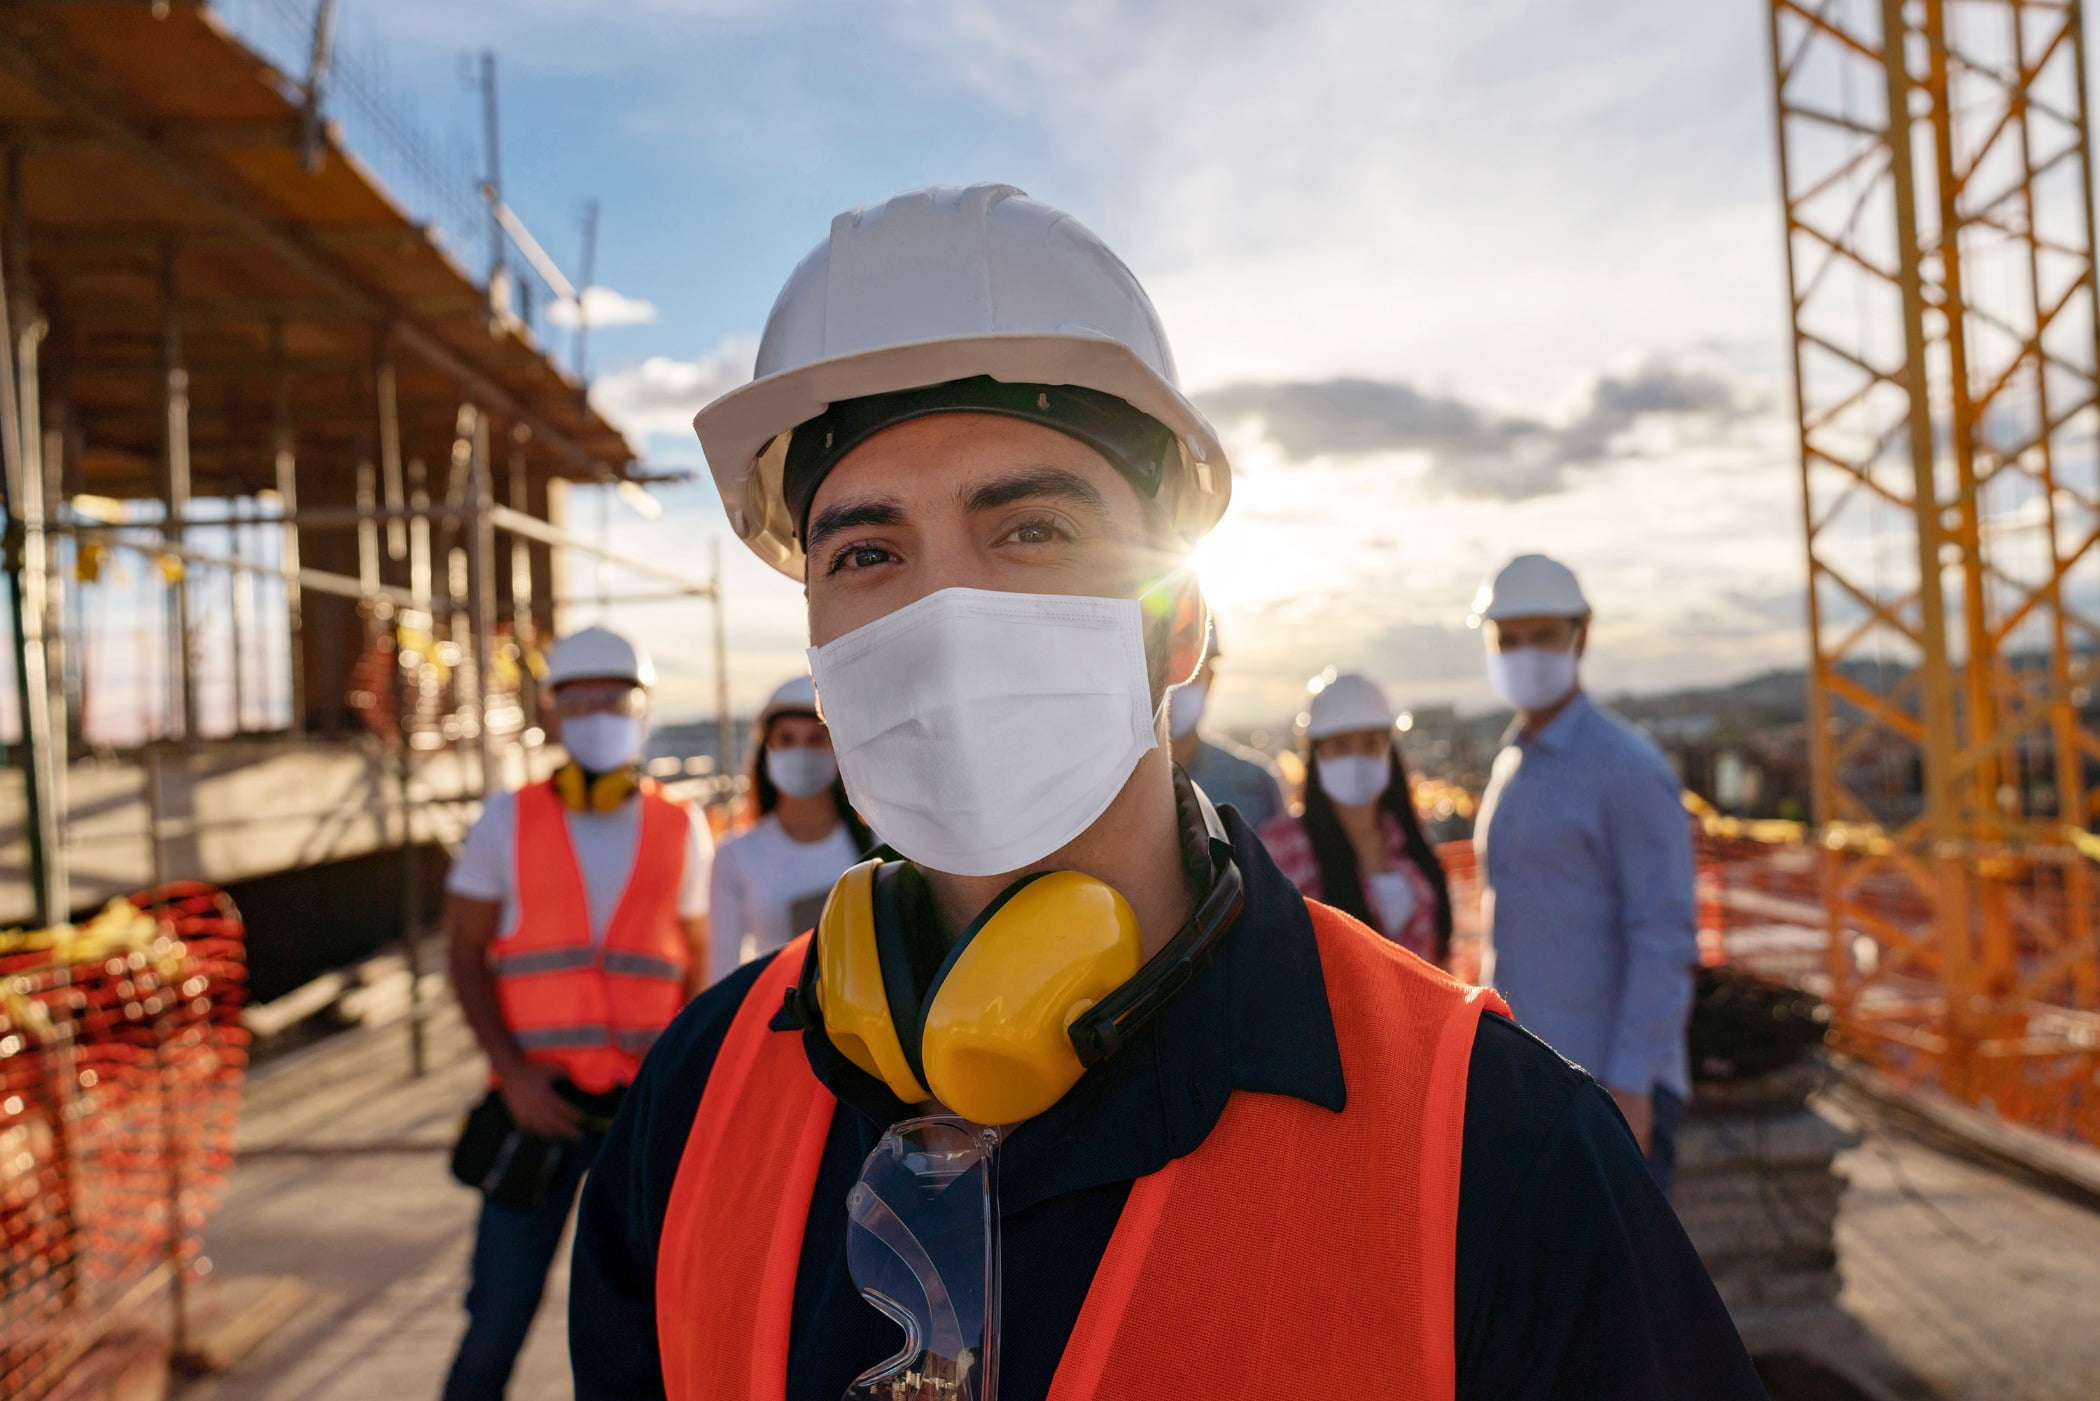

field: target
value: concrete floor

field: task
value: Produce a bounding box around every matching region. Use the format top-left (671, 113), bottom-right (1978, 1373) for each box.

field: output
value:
top-left (171, 1000), bottom-right (2100, 1401)
top-left (1823, 1094), bottom-right (2100, 1401)
top-left (174, 1004), bottom-right (572, 1401)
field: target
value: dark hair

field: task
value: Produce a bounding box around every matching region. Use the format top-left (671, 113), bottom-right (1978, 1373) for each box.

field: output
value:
top-left (1300, 743), bottom-right (1453, 963)
top-left (750, 711), bottom-right (875, 855)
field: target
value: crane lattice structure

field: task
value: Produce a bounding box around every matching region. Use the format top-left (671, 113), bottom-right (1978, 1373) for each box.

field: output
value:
top-left (1768, 0), bottom-right (2100, 1139)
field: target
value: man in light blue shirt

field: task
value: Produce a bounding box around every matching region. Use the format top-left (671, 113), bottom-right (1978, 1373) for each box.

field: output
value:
top-left (1471, 554), bottom-right (1698, 1193)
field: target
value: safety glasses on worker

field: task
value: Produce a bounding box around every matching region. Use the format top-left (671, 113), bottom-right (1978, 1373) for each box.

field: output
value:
top-left (843, 1116), bottom-right (1003, 1401)
top-left (550, 682), bottom-right (646, 718)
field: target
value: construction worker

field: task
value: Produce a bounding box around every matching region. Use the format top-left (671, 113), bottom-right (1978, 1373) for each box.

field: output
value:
top-left (1260, 671), bottom-right (1452, 966)
top-left (441, 624), bottom-right (712, 1401)
top-left (1167, 620), bottom-right (1285, 827)
top-left (570, 186), bottom-right (1761, 1399)
top-left (705, 675), bottom-right (873, 985)
top-left (1470, 554), bottom-right (1700, 1195)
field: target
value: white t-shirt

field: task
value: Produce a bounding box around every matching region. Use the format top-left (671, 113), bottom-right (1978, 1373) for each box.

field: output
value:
top-left (447, 788), bottom-right (713, 944)
top-left (707, 814), bottom-right (861, 986)
top-left (1366, 868), bottom-right (1421, 943)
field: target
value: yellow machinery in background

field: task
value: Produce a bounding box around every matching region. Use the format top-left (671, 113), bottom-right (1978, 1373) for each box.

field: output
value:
top-left (1765, 0), bottom-right (2100, 1140)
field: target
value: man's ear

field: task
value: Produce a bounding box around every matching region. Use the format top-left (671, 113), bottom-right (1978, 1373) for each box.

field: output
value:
top-left (1164, 583), bottom-right (1208, 691)
top-left (1574, 616), bottom-right (1591, 658)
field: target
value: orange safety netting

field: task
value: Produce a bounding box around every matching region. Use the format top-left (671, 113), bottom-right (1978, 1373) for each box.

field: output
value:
top-left (0, 884), bottom-right (248, 1400)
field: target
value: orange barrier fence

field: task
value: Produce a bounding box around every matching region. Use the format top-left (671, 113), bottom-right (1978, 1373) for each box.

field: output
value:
top-left (1441, 820), bottom-right (2100, 1145)
top-left (0, 884), bottom-right (249, 1399)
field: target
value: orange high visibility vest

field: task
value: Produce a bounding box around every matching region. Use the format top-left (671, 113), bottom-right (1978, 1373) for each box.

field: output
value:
top-left (491, 778), bottom-right (694, 1095)
top-left (655, 902), bottom-right (1510, 1400)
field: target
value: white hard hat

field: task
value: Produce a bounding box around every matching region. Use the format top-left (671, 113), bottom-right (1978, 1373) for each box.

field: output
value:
top-left (1471, 553), bottom-right (1590, 624)
top-left (545, 626), bottom-right (655, 689)
top-left (695, 184), bottom-right (1231, 578)
top-left (1302, 671), bottom-right (1398, 741)
top-left (758, 674), bottom-right (819, 725)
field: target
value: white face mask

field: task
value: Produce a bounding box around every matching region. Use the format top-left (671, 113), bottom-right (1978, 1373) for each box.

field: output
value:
top-left (766, 745), bottom-right (839, 799)
top-left (1486, 644), bottom-right (1580, 712)
top-left (808, 587), bottom-right (1158, 878)
top-left (562, 712), bottom-right (645, 773)
top-left (1318, 754), bottom-right (1389, 808)
top-left (1167, 680), bottom-right (1208, 741)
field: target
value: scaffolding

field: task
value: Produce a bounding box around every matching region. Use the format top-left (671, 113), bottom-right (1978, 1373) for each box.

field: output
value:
top-left (0, 1), bottom-right (735, 1065)
top-left (1766, 0), bottom-right (2100, 1139)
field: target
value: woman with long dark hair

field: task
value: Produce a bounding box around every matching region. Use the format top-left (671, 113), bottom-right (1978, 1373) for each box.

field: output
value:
top-left (1259, 670), bottom-right (1452, 965)
top-left (705, 676), bottom-right (873, 985)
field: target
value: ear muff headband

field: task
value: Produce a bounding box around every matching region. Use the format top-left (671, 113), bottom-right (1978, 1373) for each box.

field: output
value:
top-left (553, 762), bottom-right (640, 812)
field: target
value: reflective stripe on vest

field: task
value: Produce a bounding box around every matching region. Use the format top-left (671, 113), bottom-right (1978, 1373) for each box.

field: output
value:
top-left (493, 779), bottom-right (695, 1094)
top-left (654, 905), bottom-right (1509, 1400)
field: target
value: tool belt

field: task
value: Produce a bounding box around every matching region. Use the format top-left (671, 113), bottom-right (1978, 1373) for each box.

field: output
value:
top-left (449, 1079), bottom-right (625, 1210)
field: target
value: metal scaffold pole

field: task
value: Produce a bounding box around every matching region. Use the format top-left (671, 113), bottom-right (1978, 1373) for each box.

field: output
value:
top-left (1, 142), bottom-right (66, 926)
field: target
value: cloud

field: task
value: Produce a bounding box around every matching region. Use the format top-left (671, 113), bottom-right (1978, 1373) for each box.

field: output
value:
top-left (546, 285), bottom-right (661, 330)
top-left (1198, 357), bottom-right (1758, 501)
top-left (588, 335), bottom-right (759, 441)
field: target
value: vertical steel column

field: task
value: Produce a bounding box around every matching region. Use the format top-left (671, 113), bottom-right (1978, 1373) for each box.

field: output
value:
top-left (1877, 0), bottom-right (1975, 1056)
top-left (376, 346), bottom-right (406, 562)
top-left (354, 462), bottom-right (380, 595)
top-left (507, 428), bottom-right (536, 736)
top-left (160, 243), bottom-right (194, 741)
top-left (269, 321), bottom-right (305, 735)
top-left (466, 405), bottom-right (497, 794)
top-left (1, 143), bottom-right (66, 924)
top-left (230, 494), bottom-right (250, 731)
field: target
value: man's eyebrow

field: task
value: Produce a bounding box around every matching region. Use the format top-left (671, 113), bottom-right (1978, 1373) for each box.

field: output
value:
top-left (805, 497), bottom-right (906, 551)
top-left (960, 467), bottom-right (1111, 517)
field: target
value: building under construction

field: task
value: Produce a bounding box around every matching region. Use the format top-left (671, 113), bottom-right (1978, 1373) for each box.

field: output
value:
top-left (7, 2), bottom-right (2100, 1399)
top-left (0, 0), bottom-right (726, 1002)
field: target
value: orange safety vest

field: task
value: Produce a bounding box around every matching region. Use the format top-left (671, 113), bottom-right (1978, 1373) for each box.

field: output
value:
top-left (491, 778), bottom-right (694, 1095)
top-left (655, 901), bottom-right (1510, 1400)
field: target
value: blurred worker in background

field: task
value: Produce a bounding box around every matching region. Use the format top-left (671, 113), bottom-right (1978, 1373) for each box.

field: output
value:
top-left (1260, 671), bottom-right (1452, 966)
top-left (1167, 620), bottom-right (1284, 827)
top-left (1471, 554), bottom-right (1699, 1195)
top-left (440, 624), bottom-right (712, 1401)
top-left (571, 186), bottom-right (1760, 1399)
top-left (705, 675), bottom-right (873, 985)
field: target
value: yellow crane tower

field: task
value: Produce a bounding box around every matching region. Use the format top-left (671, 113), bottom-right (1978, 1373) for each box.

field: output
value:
top-left (1767, 0), bottom-right (2100, 1139)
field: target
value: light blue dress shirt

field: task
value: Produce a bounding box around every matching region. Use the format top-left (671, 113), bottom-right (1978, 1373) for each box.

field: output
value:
top-left (1475, 692), bottom-right (1697, 1099)
top-left (1183, 737), bottom-right (1285, 831)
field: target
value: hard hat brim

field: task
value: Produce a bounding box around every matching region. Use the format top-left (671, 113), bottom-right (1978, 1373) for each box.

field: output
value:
top-left (1477, 600), bottom-right (1590, 622)
top-left (697, 333), bottom-right (1231, 578)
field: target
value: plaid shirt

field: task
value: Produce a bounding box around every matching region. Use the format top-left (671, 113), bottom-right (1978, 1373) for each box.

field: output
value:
top-left (1257, 811), bottom-right (1442, 963)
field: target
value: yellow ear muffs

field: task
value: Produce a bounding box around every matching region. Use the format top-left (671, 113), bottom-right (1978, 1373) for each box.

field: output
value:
top-left (814, 860), bottom-right (932, 1104)
top-left (919, 871), bottom-right (1142, 1125)
top-left (810, 863), bottom-right (1144, 1124)
top-left (553, 762), bottom-right (640, 813)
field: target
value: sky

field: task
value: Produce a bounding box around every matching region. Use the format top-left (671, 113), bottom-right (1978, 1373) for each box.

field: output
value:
top-left (235, 0), bottom-right (1813, 729)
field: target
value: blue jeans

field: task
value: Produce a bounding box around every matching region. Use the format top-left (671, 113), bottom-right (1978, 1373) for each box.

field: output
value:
top-left (441, 1129), bottom-right (600, 1401)
top-left (1647, 1085), bottom-right (1686, 1199)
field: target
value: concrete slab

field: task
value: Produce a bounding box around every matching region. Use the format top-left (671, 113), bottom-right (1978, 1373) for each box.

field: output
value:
top-left (1815, 1096), bottom-right (2100, 1401)
top-left (172, 1003), bottom-right (571, 1401)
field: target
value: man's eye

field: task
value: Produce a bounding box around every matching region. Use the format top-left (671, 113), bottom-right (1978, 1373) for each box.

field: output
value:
top-left (829, 543), bottom-right (893, 574)
top-left (1010, 518), bottom-right (1066, 545)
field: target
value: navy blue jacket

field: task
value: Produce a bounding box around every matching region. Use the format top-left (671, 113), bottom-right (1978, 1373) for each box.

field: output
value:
top-left (569, 808), bottom-right (1765, 1400)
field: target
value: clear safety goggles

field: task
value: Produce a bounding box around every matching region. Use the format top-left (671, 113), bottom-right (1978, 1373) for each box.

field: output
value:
top-left (843, 1116), bottom-right (1003, 1401)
